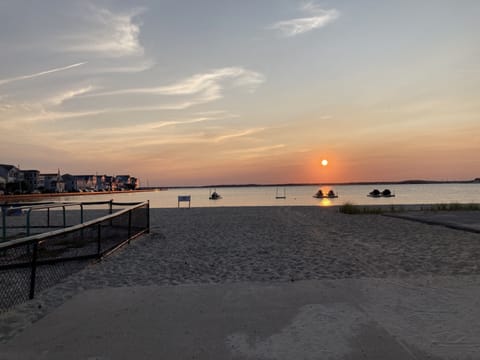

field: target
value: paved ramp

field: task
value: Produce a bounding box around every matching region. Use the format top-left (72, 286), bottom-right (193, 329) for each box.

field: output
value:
top-left (1, 278), bottom-right (479, 359)
top-left (386, 211), bottom-right (480, 233)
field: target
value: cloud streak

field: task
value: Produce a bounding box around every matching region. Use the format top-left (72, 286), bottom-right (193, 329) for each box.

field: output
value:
top-left (74, 67), bottom-right (265, 110)
top-left (269, 3), bottom-right (339, 37)
top-left (214, 128), bottom-right (265, 142)
top-left (62, 6), bottom-right (144, 57)
top-left (0, 62), bottom-right (87, 86)
top-left (51, 126), bottom-right (268, 149)
top-left (95, 117), bottom-right (221, 136)
top-left (94, 67), bottom-right (265, 97)
top-left (49, 86), bottom-right (95, 105)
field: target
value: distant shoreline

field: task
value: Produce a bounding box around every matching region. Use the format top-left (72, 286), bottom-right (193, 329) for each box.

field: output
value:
top-left (160, 179), bottom-right (480, 189)
top-left (0, 189), bottom-right (158, 203)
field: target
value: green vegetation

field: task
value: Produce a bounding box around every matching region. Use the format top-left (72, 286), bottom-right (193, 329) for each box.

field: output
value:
top-left (338, 202), bottom-right (384, 215)
top-left (339, 202), bottom-right (480, 214)
top-left (427, 203), bottom-right (480, 211)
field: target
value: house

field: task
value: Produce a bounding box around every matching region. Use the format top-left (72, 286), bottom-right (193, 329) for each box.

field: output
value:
top-left (114, 175), bottom-right (139, 190)
top-left (114, 175), bottom-right (130, 190)
top-left (38, 172), bottom-right (64, 193)
top-left (21, 170), bottom-right (40, 193)
top-left (0, 164), bottom-right (24, 193)
top-left (0, 175), bottom-right (6, 192)
top-left (61, 174), bottom-right (76, 192)
top-left (73, 175), bottom-right (97, 192)
top-left (95, 175), bottom-right (108, 191)
top-left (0, 164), bottom-right (21, 184)
top-left (104, 175), bottom-right (115, 191)
top-left (130, 177), bottom-right (139, 189)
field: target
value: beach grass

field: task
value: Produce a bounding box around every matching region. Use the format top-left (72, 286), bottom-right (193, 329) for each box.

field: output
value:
top-left (338, 202), bottom-right (384, 215)
top-left (427, 203), bottom-right (480, 211)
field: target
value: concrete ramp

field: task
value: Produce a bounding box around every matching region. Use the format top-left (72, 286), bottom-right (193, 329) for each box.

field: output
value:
top-left (1, 277), bottom-right (479, 359)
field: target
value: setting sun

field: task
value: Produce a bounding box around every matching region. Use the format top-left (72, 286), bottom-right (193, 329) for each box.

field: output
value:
top-left (321, 159), bottom-right (329, 167)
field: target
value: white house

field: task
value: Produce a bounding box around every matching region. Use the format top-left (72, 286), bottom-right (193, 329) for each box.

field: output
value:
top-left (38, 172), bottom-right (64, 192)
top-left (0, 164), bottom-right (21, 183)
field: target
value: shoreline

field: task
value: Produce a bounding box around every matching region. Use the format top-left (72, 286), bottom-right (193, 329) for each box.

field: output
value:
top-left (0, 189), bottom-right (157, 204)
top-left (158, 179), bottom-right (480, 189)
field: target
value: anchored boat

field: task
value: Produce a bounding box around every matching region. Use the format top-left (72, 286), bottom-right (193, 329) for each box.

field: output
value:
top-left (313, 189), bottom-right (338, 199)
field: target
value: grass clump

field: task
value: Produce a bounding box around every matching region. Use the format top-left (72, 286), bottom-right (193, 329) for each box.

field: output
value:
top-left (339, 202), bottom-right (384, 215)
top-left (430, 203), bottom-right (480, 212)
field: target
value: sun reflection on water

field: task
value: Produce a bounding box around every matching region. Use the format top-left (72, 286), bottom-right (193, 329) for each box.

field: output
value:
top-left (317, 198), bottom-right (333, 207)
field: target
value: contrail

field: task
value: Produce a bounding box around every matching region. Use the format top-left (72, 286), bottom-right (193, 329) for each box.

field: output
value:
top-left (0, 62), bottom-right (87, 86)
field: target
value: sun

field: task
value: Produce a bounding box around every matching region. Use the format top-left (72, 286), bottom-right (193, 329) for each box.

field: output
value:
top-left (321, 159), bottom-right (329, 167)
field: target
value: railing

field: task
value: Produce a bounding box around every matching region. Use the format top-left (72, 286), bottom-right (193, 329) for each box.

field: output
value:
top-left (1, 200), bottom-right (117, 242)
top-left (0, 201), bottom-right (149, 312)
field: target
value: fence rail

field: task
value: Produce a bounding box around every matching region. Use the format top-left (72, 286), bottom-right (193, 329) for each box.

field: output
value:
top-left (0, 201), bottom-right (149, 312)
top-left (1, 200), bottom-right (121, 241)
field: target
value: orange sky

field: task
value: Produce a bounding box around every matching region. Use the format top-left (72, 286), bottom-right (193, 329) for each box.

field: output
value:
top-left (1, 1), bottom-right (479, 186)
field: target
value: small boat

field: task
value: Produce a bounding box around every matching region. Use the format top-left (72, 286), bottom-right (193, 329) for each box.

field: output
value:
top-left (209, 189), bottom-right (222, 200)
top-left (368, 188), bottom-right (395, 197)
top-left (313, 189), bottom-right (338, 199)
top-left (368, 189), bottom-right (382, 197)
top-left (381, 189), bottom-right (395, 197)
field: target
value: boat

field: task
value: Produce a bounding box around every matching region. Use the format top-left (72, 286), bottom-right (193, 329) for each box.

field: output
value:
top-left (368, 189), bottom-right (382, 197)
top-left (381, 189), bottom-right (395, 197)
top-left (313, 189), bottom-right (338, 199)
top-left (209, 189), bottom-right (222, 200)
top-left (368, 188), bottom-right (395, 198)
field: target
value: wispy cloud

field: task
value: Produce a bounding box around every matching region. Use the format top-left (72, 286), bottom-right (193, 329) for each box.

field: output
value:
top-left (76, 67), bottom-right (265, 110)
top-left (88, 127), bottom-right (266, 147)
top-left (94, 67), bottom-right (265, 97)
top-left (0, 62), bottom-right (87, 86)
top-left (214, 128), bottom-right (265, 142)
top-left (94, 59), bottom-right (156, 73)
top-left (269, 2), bottom-right (339, 37)
top-left (52, 128), bottom-right (265, 149)
top-left (62, 6), bottom-right (144, 57)
top-left (4, 102), bottom-right (238, 124)
top-left (228, 144), bottom-right (286, 154)
top-left (99, 117), bottom-right (221, 135)
top-left (49, 86), bottom-right (95, 105)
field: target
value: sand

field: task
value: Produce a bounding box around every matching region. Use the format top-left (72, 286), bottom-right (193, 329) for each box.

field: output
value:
top-left (1, 206), bottom-right (480, 359)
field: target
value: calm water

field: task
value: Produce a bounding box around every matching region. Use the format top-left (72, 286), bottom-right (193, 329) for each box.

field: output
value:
top-left (53, 184), bottom-right (480, 208)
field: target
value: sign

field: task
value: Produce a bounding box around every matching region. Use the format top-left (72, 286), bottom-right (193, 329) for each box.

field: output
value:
top-left (178, 195), bottom-right (191, 208)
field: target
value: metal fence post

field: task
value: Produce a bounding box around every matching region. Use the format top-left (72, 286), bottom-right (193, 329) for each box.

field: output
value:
top-left (29, 241), bottom-right (39, 299)
top-left (62, 206), bottom-right (66, 228)
top-left (80, 204), bottom-right (84, 242)
top-left (97, 223), bottom-right (102, 256)
top-left (147, 201), bottom-right (150, 233)
top-left (1, 206), bottom-right (6, 242)
top-left (26, 209), bottom-right (32, 237)
top-left (128, 211), bottom-right (132, 241)
top-left (109, 199), bottom-right (113, 227)
top-left (47, 207), bottom-right (50, 227)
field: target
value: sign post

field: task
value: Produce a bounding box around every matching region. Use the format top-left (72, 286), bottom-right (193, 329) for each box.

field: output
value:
top-left (178, 195), bottom-right (191, 208)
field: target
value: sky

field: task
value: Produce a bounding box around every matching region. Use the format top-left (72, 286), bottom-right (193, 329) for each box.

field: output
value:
top-left (1, 0), bottom-right (479, 186)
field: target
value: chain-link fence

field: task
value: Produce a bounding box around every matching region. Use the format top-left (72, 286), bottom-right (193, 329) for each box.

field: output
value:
top-left (0, 201), bottom-right (149, 312)
top-left (0, 200), bottom-right (123, 241)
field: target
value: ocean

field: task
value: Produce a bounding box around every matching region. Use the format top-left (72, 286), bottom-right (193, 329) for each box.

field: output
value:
top-left (53, 183), bottom-right (480, 208)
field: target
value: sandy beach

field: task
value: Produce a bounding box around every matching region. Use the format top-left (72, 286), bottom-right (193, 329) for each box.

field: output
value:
top-left (1, 206), bottom-right (480, 359)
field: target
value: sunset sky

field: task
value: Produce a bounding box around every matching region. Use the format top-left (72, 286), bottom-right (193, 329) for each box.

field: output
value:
top-left (1, 1), bottom-right (479, 186)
